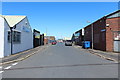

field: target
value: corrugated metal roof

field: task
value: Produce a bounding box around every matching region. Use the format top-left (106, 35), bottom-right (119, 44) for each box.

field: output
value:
top-left (2, 15), bottom-right (26, 27)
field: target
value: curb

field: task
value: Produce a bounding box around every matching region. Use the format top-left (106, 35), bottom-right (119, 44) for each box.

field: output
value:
top-left (1, 46), bottom-right (40, 60)
top-left (0, 46), bottom-right (48, 65)
top-left (74, 46), bottom-right (118, 63)
top-left (88, 50), bottom-right (118, 63)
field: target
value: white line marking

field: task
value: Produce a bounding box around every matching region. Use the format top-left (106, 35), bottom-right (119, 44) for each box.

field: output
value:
top-left (0, 71), bottom-right (4, 73)
top-left (12, 62), bottom-right (18, 66)
top-left (4, 66), bottom-right (12, 70)
top-left (0, 66), bottom-right (2, 68)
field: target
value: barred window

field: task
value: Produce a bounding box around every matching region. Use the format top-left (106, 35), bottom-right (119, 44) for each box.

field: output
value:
top-left (8, 31), bottom-right (21, 43)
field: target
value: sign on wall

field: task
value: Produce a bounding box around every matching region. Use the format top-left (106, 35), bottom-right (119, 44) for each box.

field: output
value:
top-left (22, 26), bottom-right (31, 32)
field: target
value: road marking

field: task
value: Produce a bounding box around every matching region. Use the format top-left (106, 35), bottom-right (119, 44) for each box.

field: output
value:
top-left (0, 71), bottom-right (4, 73)
top-left (4, 66), bottom-right (12, 70)
top-left (0, 66), bottom-right (2, 68)
top-left (12, 63), bottom-right (18, 66)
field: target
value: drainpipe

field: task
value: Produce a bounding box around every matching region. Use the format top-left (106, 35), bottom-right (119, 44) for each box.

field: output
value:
top-left (10, 27), bottom-right (13, 55)
top-left (10, 25), bottom-right (16, 55)
top-left (91, 23), bottom-right (94, 49)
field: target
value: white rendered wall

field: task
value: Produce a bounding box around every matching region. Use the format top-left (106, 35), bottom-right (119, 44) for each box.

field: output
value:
top-left (5, 18), bottom-right (33, 56)
top-left (0, 17), bottom-right (5, 58)
top-left (4, 19), bottom-right (11, 57)
top-left (4, 17), bottom-right (33, 56)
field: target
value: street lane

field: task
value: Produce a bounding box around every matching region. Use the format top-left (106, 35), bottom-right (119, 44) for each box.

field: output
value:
top-left (2, 43), bottom-right (118, 78)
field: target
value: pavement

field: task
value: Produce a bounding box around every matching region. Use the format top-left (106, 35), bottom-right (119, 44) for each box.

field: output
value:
top-left (0, 44), bottom-right (50, 65)
top-left (1, 43), bottom-right (118, 78)
top-left (74, 45), bottom-right (119, 63)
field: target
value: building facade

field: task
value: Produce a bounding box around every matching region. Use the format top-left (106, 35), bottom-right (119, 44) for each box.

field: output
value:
top-left (84, 10), bottom-right (120, 52)
top-left (44, 36), bottom-right (56, 44)
top-left (74, 29), bottom-right (84, 46)
top-left (33, 29), bottom-right (40, 48)
top-left (0, 15), bottom-right (33, 58)
top-left (106, 11), bottom-right (120, 52)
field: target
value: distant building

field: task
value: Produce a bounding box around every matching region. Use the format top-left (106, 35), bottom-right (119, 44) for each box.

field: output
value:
top-left (40, 34), bottom-right (44, 45)
top-left (64, 37), bottom-right (71, 40)
top-left (71, 34), bottom-right (75, 42)
top-left (44, 36), bottom-right (55, 44)
top-left (33, 29), bottom-right (40, 48)
top-left (74, 29), bottom-right (84, 46)
top-left (0, 15), bottom-right (33, 58)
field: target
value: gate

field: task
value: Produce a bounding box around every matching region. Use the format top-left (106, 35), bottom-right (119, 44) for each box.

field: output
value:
top-left (113, 31), bottom-right (120, 52)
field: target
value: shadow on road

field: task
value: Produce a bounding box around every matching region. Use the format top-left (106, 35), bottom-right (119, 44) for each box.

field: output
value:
top-left (2, 63), bottom-right (118, 71)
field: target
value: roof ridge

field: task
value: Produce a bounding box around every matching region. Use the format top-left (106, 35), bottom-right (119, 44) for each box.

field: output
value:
top-left (3, 15), bottom-right (27, 27)
top-left (2, 15), bottom-right (26, 17)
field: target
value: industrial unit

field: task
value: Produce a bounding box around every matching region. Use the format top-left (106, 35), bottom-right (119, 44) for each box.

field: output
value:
top-left (33, 29), bottom-right (44, 48)
top-left (73, 10), bottom-right (120, 52)
top-left (0, 15), bottom-right (33, 58)
top-left (33, 29), bottom-right (40, 48)
top-left (74, 29), bottom-right (84, 46)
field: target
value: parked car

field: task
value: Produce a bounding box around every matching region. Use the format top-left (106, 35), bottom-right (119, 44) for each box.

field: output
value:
top-left (51, 41), bottom-right (57, 45)
top-left (65, 40), bottom-right (72, 46)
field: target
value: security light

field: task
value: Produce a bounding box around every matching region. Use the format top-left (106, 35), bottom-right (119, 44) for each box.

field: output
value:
top-left (106, 24), bottom-right (109, 27)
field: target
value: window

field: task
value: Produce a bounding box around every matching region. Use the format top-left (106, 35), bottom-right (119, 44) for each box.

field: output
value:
top-left (75, 32), bottom-right (80, 39)
top-left (8, 31), bottom-right (11, 42)
top-left (8, 31), bottom-right (21, 43)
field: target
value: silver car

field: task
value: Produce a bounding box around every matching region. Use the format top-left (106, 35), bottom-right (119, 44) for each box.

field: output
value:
top-left (65, 40), bottom-right (72, 46)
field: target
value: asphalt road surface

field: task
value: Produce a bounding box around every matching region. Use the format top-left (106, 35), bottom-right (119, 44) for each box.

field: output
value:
top-left (2, 43), bottom-right (118, 78)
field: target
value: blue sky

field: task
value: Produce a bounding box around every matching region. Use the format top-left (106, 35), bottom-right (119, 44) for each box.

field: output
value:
top-left (2, 2), bottom-right (118, 39)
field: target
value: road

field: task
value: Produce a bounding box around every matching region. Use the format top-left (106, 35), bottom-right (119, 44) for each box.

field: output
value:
top-left (2, 43), bottom-right (118, 78)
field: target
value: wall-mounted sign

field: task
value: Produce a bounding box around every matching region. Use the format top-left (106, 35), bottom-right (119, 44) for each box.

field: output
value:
top-left (101, 29), bottom-right (106, 32)
top-left (34, 32), bottom-right (40, 38)
top-left (23, 26), bottom-right (30, 32)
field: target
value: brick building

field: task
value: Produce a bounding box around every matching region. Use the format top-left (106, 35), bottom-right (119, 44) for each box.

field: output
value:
top-left (84, 24), bottom-right (92, 48)
top-left (74, 29), bottom-right (84, 46)
top-left (84, 10), bottom-right (120, 52)
top-left (44, 36), bottom-right (56, 44)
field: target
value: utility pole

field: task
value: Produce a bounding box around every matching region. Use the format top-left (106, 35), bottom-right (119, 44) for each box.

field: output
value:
top-left (87, 21), bottom-right (94, 49)
top-left (46, 27), bottom-right (47, 36)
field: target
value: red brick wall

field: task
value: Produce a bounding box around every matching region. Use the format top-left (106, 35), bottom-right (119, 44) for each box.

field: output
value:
top-left (106, 17), bottom-right (120, 52)
top-left (84, 25), bottom-right (92, 48)
top-left (79, 29), bottom-right (83, 46)
top-left (93, 18), bottom-right (106, 51)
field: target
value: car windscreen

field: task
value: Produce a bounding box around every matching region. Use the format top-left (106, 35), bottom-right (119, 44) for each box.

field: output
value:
top-left (66, 40), bottom-right (72, 42)
top-left (52, 40), bottom-right (56, 42)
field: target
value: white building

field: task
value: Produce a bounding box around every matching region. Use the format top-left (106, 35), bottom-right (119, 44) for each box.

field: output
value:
top-left (64, 37), bottom-right (71, 40)
top-left (0, 15), bottom-right (33, 58)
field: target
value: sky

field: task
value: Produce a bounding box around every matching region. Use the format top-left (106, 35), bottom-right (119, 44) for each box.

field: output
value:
top-left (2, 2), bottom-right (118, 39)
